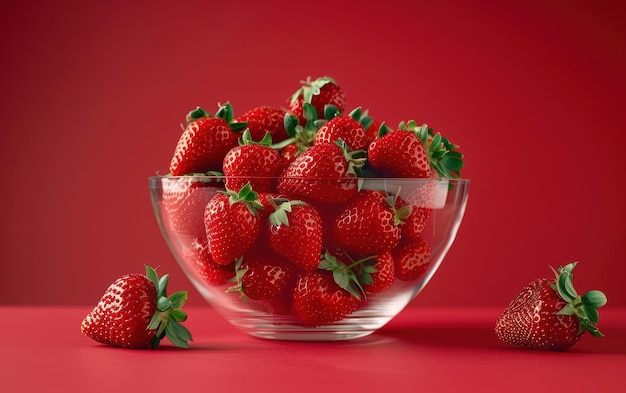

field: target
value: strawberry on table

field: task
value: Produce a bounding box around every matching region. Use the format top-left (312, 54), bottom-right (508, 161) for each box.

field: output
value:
top-left (277, 140), bottom-right (366, 204)
top-left (169, 103), bottom-right (247, 175)
top-left (222, 130), bottom-right (283, 193)
top-left (81, 265), bottom-right (192, 349)
top-left (288, 76), bottom-right (346, 125)
top-left (495, 262), bottom-right (607, 351)
top-left (204, 183), bottom-right (264, 265)
top-left (267, 198), bottom-right (323, 271)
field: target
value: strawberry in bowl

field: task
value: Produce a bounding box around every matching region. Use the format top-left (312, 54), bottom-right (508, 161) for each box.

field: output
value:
top-left (148, 76), bottom-right (470, 340)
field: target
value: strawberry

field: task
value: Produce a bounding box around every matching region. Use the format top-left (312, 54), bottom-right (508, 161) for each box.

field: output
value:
top-left (235, 105), bottom-right (290, 143)
top-left (222, 130), bottom-right (282, 193)
top-left (397, 196), bottom-right (430, 241)
top-left (392, 237), bottom-right (431, 281)
top-left (204, 183), bottom-right (263, 265)
top-left (277, 140), bottom-right (365, 204)
top-left (368, 121), bottom-right (465, 179)
top-left (288, 76), bottom-right (346, 125)
top-left (332, 190), bottom-right (411, 255)
top-left (169, 103), bottom-right (247, 175)
top-left (495, 262), bottom-right (607, 351)
top-left (228, 255), bottom-right (294, 301)
top-left (161, 176), bottom-right (221, 238)
top-left (292, 270), bottom-right (361, 325)
top-left (358, 251), bottom-right (395, 294)
top-left (81, 265), bottom-right (192, 349)
top-left (267, 198), bottom-right (323, 271)
top-left (314, 107), bottom-right (372, 151)
top-left (189, 237), bottom-right (236, 285)
top-left (368, 128), bottom-right (431, 178)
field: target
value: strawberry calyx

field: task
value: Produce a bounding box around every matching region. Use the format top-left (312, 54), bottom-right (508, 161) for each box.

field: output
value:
top-left (289, 76), bottom-right (338, 105)
top-left (399, 120), bottom-right (465, 179)
top-left (219, 182), bottom-right (264, 216)
top-left (318, 250), bottom-right (376, 300)
top-left (144, 265), bottom-right (192, 349)
top-left (226, 256), bottom-right (248, 300)
top-left (385, 187), bottom-right (413, 226)
top-left (268, 197), bottom-right (307, 227)
top-left (549, 262), bottom-right (607, 338)
top-left (277, 103), bottom-right (319, 150)
top-left (239, 129), bottom-right (273, 147)
top-left (335, 139), bottom-right (367, 177)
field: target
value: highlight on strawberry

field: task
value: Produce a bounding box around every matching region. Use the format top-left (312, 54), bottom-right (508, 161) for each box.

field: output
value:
top-left (81, 265), bottom-right (192, 349)
top-left (495, 262), bottom-right (607, 351)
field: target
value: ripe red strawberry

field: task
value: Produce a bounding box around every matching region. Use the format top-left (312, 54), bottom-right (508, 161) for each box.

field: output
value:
top-left (392, 237), bottom-right (431, 281)
top-left (169, 103), bottom-right (247, 175)
top-left (204, 183), bottom-right (263, 265)
top-left (222, 130), bottom-right (282, 193)
top-left (277, 140), bottom-right (365, 204)
top-left (332, 190), bottom-right (411, 255)
top-left (358, 251), bottom-right (395, 294)
top-left (279, 143), bottom-right (304, 170)
top-left (288, 76), bottom-right (346, 125)
top-left (235, 105), bottom-right (290, 143)
top-left (228, 255), bottom-right (294, 301)
top-left (268, 199), bottom-right (323, 271)
top-left (189, 237), bottom-right (236, 285)
top-left (397, 196), bottom-right (430, 241)
top-left (292, 270), bottom-right (360, 325)
top-left (314, 107), bottom-right (371, 151)
top-left (495, 262), bottom-right (607, 351)
top-left (81, 265), bottom-right (192, 349)
top-left (161, 176), bottom-right (221, 238)
top-left (368, 128), bottom-right (432, 178)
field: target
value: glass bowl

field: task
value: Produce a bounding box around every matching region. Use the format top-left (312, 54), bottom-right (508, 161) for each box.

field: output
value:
top-left (149, 175), bottom-right (469, 341)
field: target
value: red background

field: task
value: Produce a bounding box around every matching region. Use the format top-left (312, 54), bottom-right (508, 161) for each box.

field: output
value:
top-left (1, 0), bottom-right (624, 309)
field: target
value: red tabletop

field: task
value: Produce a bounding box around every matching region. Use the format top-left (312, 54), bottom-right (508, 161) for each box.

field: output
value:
top-left (2, 305), bottom-right (624, 392)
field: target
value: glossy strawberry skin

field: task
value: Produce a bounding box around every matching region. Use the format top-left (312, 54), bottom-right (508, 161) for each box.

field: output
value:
top-left (80, 274), bottom-right (157, 348)
top-left (333, 190), bottom-right (401, 255)
top-left (289, 78), bottom-right (346, 124)
top-left (204, 193), bottom-right (261, 265)
top-left (397, 196), bottom-right (430, 241)
top-left (393, 237), bottom-right (431, 281)
top-left (189, 237), bottom-right (236, 285)
top-left (222, 144), bottom-right (282, 193)
top-left (169, 116), bottom-right (239, 175)
top-left (495, 278), bottom-right (581, 350)
top-left (368, 129), bottom-right (431, 178)
top-left (162, 177), bottom-right (218, 238)
top-left (235, 106), bottom-right (290, 143)
top-left (292, 271), bottom-right (360, 325)
top-left (315, 115), bottom-right (368, 151)
top-left (277, 142), bottom-right (360, 204)
top-left (361, 251), bottom-right (395, 294)
top-left (241, 255), bottom-right (294, 301)
top-left (268, 204), bottom-right (323, 271)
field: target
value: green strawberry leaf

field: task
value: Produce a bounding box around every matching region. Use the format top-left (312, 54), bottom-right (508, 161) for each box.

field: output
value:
top-left (581, 290), bottom-right (608, 309)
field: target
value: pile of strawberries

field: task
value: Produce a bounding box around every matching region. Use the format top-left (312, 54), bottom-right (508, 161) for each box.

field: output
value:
top-left (162, 76), bottom-right (464, 325)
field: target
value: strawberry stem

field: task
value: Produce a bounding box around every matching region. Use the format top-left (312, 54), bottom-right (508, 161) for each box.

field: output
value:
top-left (550, 262), bottom-right (607, 338)
top-left (144, 265), bottom-right (192, 349)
